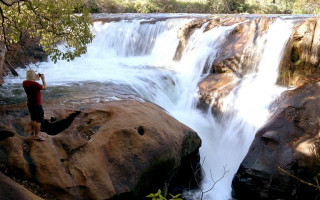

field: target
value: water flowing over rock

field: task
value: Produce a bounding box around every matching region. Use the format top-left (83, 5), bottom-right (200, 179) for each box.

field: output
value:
top-left (198, 73), bottom-right (238, 115)
top-left (196, 16), bottom-right (320, 115)
top-left (232, 82), bottom-right (320, 199)
top-left (0, 98), bottom-right (201, 200)
top-left (174, 15), bottom-right (320, 199)
top-left (174, 18), bottom-right (210, 61)
top-left (2, 14), bottom-right (320, 200)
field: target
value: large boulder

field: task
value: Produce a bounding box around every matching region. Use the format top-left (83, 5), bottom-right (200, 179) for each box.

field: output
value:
top-left (232, 81), bottom-right (320, 199)
top-left (0, 100), bottom-right (201, 200)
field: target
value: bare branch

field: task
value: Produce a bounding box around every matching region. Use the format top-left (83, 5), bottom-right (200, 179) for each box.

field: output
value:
top-left (203, 165), bottom-right (229, 194)
top-left (278, 165), bottom-right (320, 191)
top-left (190, 156), bottom-right (229, 200)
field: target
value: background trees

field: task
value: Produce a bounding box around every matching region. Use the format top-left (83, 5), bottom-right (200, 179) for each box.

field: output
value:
top-left (0, 0), bottom-right (93, 84)
top-left (84, 0), bottom-right (320, 14)
top-left (0, 0), bottom-right (93, 63)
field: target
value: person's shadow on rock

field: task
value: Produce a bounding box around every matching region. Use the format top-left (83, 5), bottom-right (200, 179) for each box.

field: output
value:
top-left (41, 111), bottom-right (81, 135)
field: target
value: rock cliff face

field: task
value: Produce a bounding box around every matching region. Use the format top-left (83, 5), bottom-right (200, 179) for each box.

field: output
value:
top-left (0, 99), bottom-right (201, 200)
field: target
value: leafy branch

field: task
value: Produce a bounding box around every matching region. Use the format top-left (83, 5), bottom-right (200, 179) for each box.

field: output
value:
top-left (0, 0), bottom-right (94, 63)
top-left (146, 189), bottom-right (182, 200)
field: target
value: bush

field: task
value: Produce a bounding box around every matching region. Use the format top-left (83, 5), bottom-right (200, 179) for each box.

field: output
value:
top-left (292, 0), bottom-right (320, 14)
top-left (84, 0), bottom-right (320, 14)
top-left (134, 0), bottom-right (159, 13)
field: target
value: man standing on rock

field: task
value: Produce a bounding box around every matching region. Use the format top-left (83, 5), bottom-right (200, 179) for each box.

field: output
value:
top-left (23, 70), bottom-right (47, 141)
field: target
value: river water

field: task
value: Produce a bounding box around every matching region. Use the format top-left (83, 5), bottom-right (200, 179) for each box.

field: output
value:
top-left (1, 14), bottom-right (295, 199)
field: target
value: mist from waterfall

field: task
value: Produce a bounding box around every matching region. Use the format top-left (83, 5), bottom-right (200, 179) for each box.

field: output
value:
top-left (2, 15), bottom-right (294, 200)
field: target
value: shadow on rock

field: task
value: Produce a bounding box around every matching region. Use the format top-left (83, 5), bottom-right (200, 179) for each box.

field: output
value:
top-left (41, 111), bottom-right (81, 135)
top-left (0, 128), bottom-right (14, 142)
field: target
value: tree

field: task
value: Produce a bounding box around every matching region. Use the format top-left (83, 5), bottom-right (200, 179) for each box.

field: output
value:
top-left (0, 0), bottom-right (94, 83)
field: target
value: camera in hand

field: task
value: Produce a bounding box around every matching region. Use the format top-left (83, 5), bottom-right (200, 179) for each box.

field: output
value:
top-left (38, 73), bottom-right (43, 77)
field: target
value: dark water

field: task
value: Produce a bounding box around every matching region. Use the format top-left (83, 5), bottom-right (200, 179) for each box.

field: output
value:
top-left (0, 82), bottom-right (139, 106)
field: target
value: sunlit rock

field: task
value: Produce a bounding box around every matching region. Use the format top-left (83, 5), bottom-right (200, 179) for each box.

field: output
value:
top-left (174, 18), bottom-right (210, 61)
top-left (0, 100), bottom-right (201, 200)
top-left (198, 73), bottom-right (238, 115)
top-left (278, 18), bottom-right (320, 86)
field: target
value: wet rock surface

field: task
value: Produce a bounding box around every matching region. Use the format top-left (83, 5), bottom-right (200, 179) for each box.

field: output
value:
top-left (198, 73), bottom-right (238, 115)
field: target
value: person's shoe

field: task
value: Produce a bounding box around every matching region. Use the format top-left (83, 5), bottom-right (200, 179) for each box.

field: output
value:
top-left (33, 135), bottom-right (46, 141)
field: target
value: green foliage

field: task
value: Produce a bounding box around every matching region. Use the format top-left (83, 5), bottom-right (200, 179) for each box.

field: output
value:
top-left (134, 0), bottom-right (159, 13)
top-left (146, 189), bottom-right (183, 200)
top-left (292, 0), bottom-right (320, 14)
top-left (206, 0), bottom-right (247, 13)
top-left (85, 0), bottom-right (320, 14)
top-left (1, 0), bottom-right (94, 63)
top-left (244, 0), bottom-right (294, 14)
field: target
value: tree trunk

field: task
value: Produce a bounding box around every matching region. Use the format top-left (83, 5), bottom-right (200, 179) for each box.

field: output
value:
top-left (0, 41), bottom-right (7, 86)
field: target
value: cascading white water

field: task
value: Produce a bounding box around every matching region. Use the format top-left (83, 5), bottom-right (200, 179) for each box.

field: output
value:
top-left (2, 15), bottom-right (295, 200)
top-left (193, 19), bottom-right (294, 200)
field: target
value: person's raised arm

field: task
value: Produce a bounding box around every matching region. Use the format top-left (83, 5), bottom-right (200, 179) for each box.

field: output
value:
top-left (40, 74), bottom-right (47, 90)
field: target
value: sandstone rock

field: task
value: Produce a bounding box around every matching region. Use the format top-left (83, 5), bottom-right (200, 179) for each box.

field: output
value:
top-left (278, 18), bottom-right (320, 86)
top-left (232, 81), bottom-right (320, 199)
top-left (0, 100), bottom-right (201, 200)
top-left (174, 18), bottom-right (210, 61)
top-left (211, 17), bottom-right (272, 75)
top-left (0, 172), bottom-right (44, 200)
top-left (198, 73), bottom-right (238, 115)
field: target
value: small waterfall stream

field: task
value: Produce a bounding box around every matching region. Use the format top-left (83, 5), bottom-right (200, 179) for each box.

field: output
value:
top-left (2, 14), bottom-right (295, 199)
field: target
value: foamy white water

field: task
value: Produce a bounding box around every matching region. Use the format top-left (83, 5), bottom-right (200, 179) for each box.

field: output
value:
top-left (195, 19), bottom-right (294, 200)
top-left (2, 15), bottom-right (295, 200)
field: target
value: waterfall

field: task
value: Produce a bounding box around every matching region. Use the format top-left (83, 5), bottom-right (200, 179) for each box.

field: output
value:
top-left (193, 19), bottom-right (294, 200)
top-left (2, 15), bottom-right (295, 200)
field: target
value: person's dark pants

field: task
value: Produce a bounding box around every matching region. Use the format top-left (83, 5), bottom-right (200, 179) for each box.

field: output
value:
top-left (27, 105), bottom-right (44, 123)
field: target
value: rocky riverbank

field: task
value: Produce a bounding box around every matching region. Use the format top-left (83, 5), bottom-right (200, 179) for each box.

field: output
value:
top-left (0, 85), bottom-right (202, 200)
